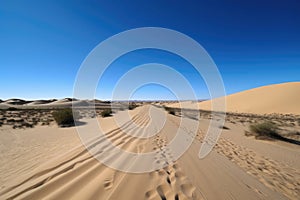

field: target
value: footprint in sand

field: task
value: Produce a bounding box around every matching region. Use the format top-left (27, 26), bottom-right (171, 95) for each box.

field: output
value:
top-left (180, 183), bottom-right (196, 198)
top-left (103, 174), bottom-right (114, 190)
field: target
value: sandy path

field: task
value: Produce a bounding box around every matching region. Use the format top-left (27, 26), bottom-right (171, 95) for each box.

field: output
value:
top-left (0, 105), bottom-right (299, 199)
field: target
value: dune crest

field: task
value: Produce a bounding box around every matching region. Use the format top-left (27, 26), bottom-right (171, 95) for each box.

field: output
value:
top-left (169, 82), bottom-right (300, 114)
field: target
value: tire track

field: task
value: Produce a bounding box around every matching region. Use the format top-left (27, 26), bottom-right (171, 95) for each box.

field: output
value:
top-left (0, 107), bottom-right (152, 199)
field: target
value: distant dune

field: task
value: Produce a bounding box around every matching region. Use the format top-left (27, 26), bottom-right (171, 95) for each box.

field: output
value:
top-left (1, 82), bottom-right (299, 114)
top-left (169, 82), bottom-right (300, 114)
top-left (3, 99), bottom-right (28, 105)
top-left (0, 98), bottom-right (82, 109)
top-left (26, 99), bottom-right (57, 105)
top-left (0, 98), bottom-right (124, 110)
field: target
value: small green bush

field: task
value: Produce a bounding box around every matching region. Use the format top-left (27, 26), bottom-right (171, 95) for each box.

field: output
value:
top-left (52, 108), bottom-right (79, 127)
top-left (249, 121), bottom-right (280, 139)
top-left (101, 109), bottom-right (112, 117)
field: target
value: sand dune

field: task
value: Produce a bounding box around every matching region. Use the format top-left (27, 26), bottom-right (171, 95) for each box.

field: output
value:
top-left (1, 105), bottom-right (299, 199)
top-left (0, 98), bottom-right (111, 109)
top-left (26, 100), bottom-right (57, 105)
top-left (169, 82), bottom-right (300, 114)
top-left (3, 99), bottom-right (29, 105)
top-left (49, 98), bottom-right (78, 104)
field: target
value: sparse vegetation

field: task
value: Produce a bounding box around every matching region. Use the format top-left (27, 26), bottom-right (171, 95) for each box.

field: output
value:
top-left (247, 121), bottom-right (300, 145)
top-left (248, 121), bottom-right (280, 139)
top-left (168, 110), bottom-right (175, 115)
top-left (52, 108), bottom-right (79, 127)
top-left (23, 122), bottom-right (34, 128)
top-left (101, 109), bottom-right (112, 117)
top-left (7, 107), bottom-right (18, 111)
top-left (128, 103), bottom-right (138, 110)
top-left (163, 106), bottom-right (176, 115)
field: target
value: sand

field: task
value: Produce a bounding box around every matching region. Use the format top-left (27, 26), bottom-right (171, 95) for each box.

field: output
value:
top-left (0, 98), bottom-right (110, 110)
top-left (0, 104), bottom-right (299, 199)
top-left (168, 82), bottom-right (300, 114)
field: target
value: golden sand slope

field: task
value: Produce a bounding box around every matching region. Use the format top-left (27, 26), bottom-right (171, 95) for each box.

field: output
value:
top-left (169, 82), bottom-right (300, 114)
top-left (1, 105), bottom-right (299, 199)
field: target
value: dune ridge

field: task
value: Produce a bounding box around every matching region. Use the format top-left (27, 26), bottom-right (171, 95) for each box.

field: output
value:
top-left (168, 82), bottom-right (300, 114)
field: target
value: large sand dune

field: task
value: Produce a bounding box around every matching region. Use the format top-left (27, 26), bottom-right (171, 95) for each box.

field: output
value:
top-left (0, 105), bottom-right (299, 199)
top-left (169, 82), bottom-right (300, 114)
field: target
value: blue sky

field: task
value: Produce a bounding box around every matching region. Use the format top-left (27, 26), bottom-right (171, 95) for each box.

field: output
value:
top-left (0, 0), bottom-right (299, 100)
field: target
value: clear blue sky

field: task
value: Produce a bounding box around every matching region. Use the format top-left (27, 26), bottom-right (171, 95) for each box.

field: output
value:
top-left (0, 0), bottom-right (299, 100)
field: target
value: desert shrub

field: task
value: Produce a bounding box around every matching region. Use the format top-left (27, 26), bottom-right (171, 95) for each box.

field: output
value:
top-left (163, 106), bottom-right (170, 111)
top-left (249, 121), bottom-right (280, 139)
top-left (12, 125), bottom-right (19, 129)
top-left (41, 122), bottom-right (50, 126)
top-left (23, 122), bottom-right (34, 128)
top-left (7, 107), bottom-right (18, 111)
top-left (163, 106), bottom-right (176, 115)
top-left (168, 109), bottom-right (175, 115)
top-left (169, 110), bottom-right (175, 115)
top-left (128, 103), bottom-right (138, 110)
top-left (52, 108), bottom-right (79, 127)
top-left (101, 109), bottom-right (112, 117)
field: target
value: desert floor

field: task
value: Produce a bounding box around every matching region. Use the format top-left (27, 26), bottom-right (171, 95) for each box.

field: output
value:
top-left (0, 105), bottom-right (299, 200)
